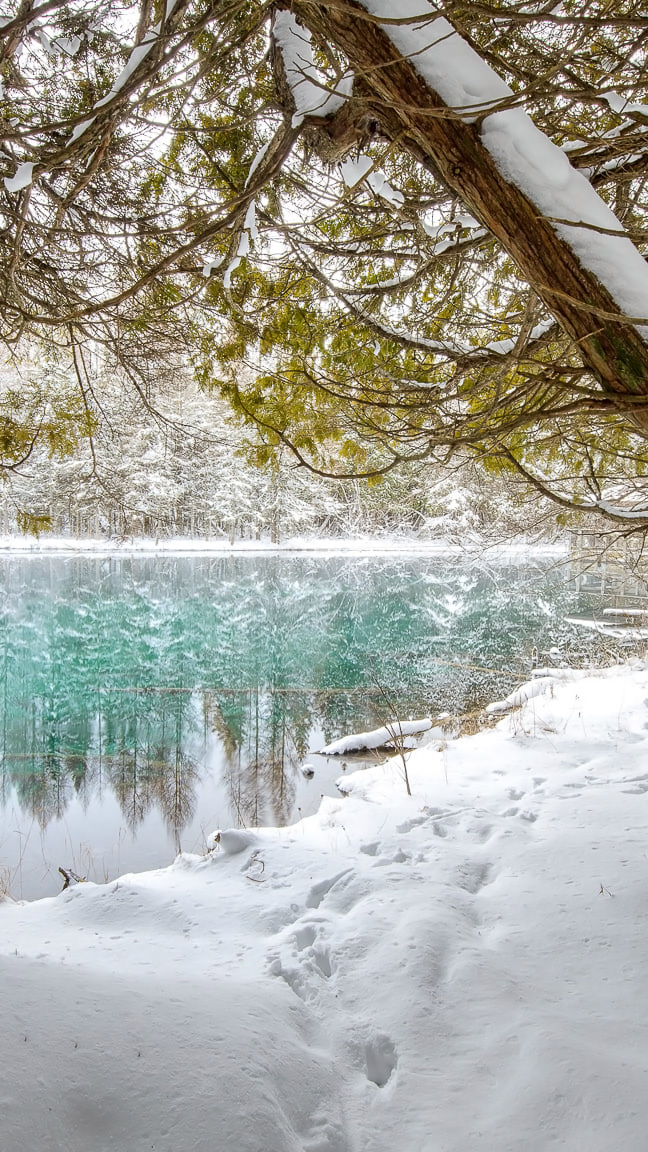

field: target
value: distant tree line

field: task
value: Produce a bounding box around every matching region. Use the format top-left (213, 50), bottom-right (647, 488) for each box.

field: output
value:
top-left (0, 362), bottom-right (558, 543)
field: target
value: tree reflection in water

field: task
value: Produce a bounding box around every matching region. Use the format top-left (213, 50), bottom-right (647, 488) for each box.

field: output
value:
top-left (1, 552), bottom-right (643, 898)
top-left (2, 685), bottom-right (367, 835)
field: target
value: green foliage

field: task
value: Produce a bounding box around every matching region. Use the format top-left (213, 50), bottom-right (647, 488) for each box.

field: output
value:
top-left (0, 0), bottom-right (646, 520)
top-left (15, 510), bottom-right (53, 536)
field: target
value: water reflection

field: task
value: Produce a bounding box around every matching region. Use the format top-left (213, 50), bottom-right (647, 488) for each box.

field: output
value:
top-left (0, 553), bottom-right (642, 897)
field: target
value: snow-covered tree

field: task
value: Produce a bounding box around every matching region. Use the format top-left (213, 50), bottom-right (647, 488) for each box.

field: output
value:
top-left (6, 363), bottom-right (529, 541)
top-left (1, 1), bottom-right (648, 521)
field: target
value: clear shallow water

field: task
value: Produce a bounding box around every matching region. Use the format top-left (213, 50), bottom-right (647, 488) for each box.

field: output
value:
top-left (0, 553), bottom-right (638, 898)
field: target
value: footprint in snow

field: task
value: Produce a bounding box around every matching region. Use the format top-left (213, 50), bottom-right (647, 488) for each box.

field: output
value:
top-left (621, 779), bottom-right (648, 794)
top-left (364, 1034), bottom-right (398, 1088)
top-left (396, 814), bottom-right (429, 834)
top-left (305, 870), bottom-right (354, 910)
top-left (359, 842), bottom-right (380, 857)
top-left (267, 957), bottom-right (308, 1001)
top-left (268, 935), bottom-right (334, 999)
top-left (303, 1111), bottom-right (350, 1152)
top-left (294, 924), bottom-right (318, 951)
top-left (455, 860), bottom-right (493, 894)
top-left (468, 820), bottom-right (494, 843)
top-left (373, 848), bottom-right (411, 867)
top-left (312, 946), bottom-right (332, 979)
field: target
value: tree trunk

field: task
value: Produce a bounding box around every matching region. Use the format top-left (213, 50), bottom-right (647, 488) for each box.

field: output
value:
top-left (293, 0), bottom-right (648, 423)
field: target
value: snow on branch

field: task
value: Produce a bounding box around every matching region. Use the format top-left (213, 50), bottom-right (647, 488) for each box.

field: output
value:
top-left (4, 162), bottom-right (34, 193)
top-left (595, 500), bottom-right (648, 521)
top-left (357, 0), bottom-right (648, 331)
top-left (64, 0), bottom-right (182, 147)
top-left (484, 317), bottom-right (556, 354)
top-left (273, 10), bottom-right (353, 128)
top-left (500, 448), bottom-right (648, 525)
top-left (603, 91), bottom-right (648, 121)
top-left (340, 154), bottom-right (404, 207)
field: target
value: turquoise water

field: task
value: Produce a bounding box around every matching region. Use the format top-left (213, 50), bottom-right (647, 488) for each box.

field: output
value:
top-left (0, 553), bottom-right (630, 898)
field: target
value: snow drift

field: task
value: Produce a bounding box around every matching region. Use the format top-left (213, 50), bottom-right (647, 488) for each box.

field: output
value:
top-left (3, 661), bottom-right (648, 1150)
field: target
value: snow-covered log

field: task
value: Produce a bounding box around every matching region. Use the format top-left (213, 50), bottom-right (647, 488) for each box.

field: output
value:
top-left (321, 718), bottom-right (434, 755)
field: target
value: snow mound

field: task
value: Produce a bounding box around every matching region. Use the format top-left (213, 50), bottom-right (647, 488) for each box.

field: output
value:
top-left (4, 663), bottom-right (648, 1149)
top-left (208, 827), bottom-right (261, 854)
top-left (485, 675), bottom-right (555, 713)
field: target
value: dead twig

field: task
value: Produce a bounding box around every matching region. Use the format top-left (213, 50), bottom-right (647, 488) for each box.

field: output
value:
top-left (58, 866), bottom-right (86, 890)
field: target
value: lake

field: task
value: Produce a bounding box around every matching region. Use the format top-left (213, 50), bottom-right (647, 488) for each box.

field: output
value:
top-left (0, 550), bottom-right (641, 898)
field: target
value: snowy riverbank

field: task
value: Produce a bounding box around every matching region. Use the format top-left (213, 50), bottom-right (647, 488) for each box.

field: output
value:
top-left (3, 661), bottom-right (648, 1150)
top-left (0, 532), bottom-right (568, 558)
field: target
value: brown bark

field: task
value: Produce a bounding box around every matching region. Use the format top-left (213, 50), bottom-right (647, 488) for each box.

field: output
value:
top-left (291, 0), bottom-right (648, 423)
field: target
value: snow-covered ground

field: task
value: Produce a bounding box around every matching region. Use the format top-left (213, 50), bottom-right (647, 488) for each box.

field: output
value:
top-left (3, 662), bottom-right (648, 1151)
top-left (0, 532), bottom-right (568, 558)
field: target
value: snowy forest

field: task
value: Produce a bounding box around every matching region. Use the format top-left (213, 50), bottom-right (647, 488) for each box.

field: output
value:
top-left (0, 357), bottom-right (561, 541)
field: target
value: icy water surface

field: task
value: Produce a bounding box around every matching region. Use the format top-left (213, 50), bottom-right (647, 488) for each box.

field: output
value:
top-left (0, 552), bottom-right (639, 898)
